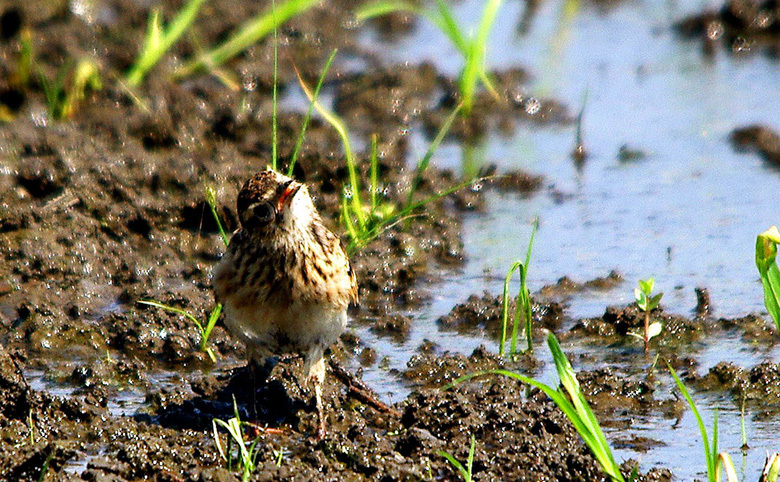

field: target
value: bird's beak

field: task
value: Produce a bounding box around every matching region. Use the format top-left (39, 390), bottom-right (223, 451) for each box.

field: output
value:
top-left (276, 182), bottom-right (301, 212)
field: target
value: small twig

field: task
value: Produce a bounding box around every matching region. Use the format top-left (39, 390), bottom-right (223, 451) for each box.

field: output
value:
top-left (328, 359), bottom-right (401, 416)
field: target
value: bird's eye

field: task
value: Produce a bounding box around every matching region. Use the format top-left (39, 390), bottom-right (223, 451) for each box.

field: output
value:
top-left (250, 201), bottom-right (275, 224)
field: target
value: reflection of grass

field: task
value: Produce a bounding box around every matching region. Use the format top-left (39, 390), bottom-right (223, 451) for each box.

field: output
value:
top-left (125, 0), bottom-right (207, 87)
top-left (438, 434), bottom-right (476, 482)
top-left (357, 0), bottom-right (503, 115)
top-left (499, 217), bottom-right (537, 357)
top-left (448, 332), bottom-right (626, 482)
top-left (175, 0), bottom-right (318, 79)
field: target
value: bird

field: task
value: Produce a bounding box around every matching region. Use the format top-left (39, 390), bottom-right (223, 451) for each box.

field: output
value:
top-left (213, 168), bottom-right (358, 438)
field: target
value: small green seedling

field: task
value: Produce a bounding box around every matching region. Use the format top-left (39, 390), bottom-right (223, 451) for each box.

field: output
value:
top-left (499, 217), bottom-right (538, 357)
top-left (175, 0), bottom-right (318, 79)
top-left (357, 0), bottom-right (502, 115)
top-left (632, 278), bottom-right (663, 353)
top-left (448, 332), bottom-right (626, 482)
top-left (125, 0), bottom-right (207, 87)
top-left (756, 226), bottom-right (780, 330)
top-left (213, 399), bottom-right (261, 482)
top-left (438, 434), bottom-right (477, 482)
top-left (138, 300), bottom-right (222, 362)
top-left (40, 59), bottom-right (102, 120)
top-left (139, 186), bottom-right (228, 362)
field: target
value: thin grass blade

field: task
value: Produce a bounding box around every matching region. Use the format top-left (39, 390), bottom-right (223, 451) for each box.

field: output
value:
top-left (668, 363), bottom-right (715, 482)
top-left (288, 49), bottom-right (338, 176)
top-left (126, 0), bottom-right (207, 86)
top-left (176, 0), bottom-right (317, 77)
top-left (406, 104), bottom-right (462, 210)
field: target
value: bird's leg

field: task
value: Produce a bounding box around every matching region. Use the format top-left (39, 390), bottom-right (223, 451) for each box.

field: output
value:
top-left (308, 356), bottom-right (327, 440)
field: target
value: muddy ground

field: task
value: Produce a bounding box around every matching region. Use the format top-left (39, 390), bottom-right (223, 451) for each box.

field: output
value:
top-left (0, 0), bottom-right (775, 480)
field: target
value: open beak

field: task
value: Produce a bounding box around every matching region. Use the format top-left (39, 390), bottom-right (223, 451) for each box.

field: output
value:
top-left (276, 182), bottom-right (301, 213)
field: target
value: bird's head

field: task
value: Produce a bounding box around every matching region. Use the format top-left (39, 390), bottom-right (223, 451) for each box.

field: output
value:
top-left (236, 169), bottom-right (315, 236)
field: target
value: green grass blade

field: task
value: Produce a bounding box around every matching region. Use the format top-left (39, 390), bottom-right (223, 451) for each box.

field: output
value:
top-left (445, 367), bottom-right (624, 482)
top-left (433, 0), bottom-right (469, 55)
top-left (668, 363), bottom-right (715, 482)
top-left (547, 333), bottom-right (621, 478)
top-left (437, 450), bottom-right (469, 480)
top-left (369, 135), bottom-right (379, 210)
top-left (271, 0), bottom-right (278, 171)
top-left (138, 300), bottom-right (204, 332)
top-left (205, 185), bottom-right (230, 247)
top-left (354, 1), bottom-right (423, 21)
top-left (288, 49), bottom-right (338, 177)
top-left (500, 262), bottom-right (522, 357)
top-left (466, 434), bottom-right (475, 481)
top-left (293, 61), bottom-right (363, 229)
top-left (405, 103), bottom-right (462, 210)
top-left (176, 0), bottom-right (317, 77)
top-left (459, 0), bottom-right (502, 115)
top-left (126, 0), bottom-right (207, 86)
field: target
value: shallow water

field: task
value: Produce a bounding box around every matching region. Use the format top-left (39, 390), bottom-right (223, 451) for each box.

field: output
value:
top-left (356, 0), bottom-right (780, 478)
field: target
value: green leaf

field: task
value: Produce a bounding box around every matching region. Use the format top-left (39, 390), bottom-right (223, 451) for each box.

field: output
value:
top-left (756, 228), bottom-right (780, 330)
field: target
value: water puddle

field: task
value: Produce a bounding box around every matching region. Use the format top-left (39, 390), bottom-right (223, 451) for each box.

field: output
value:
top-left (355, 0), bottom-right (780, 478)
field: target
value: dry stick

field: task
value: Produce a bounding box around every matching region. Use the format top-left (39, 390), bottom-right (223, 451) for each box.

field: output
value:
top-left (328, 359), bottom-right (401, 417)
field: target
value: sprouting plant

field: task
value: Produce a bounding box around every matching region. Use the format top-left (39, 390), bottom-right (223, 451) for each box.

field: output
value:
top-left (174, 0), bottom-right (318, 79)
top-left (125, 0), bottom-right (207, 87)
top-left (40, 59), bottom-right (102, 120)
top-left (138, 300), bottom-right (222, 362)
top-left (138, 186), bottom-right (228, 362)
top-left (295, 64), bottom-right (470, 252)
top-left (356, 0), bottom-right (503, 115)
top-left (632, 278), bottom-right (663, 353)
top-left (272, 446), bottom-right (289, 467)
top-left (448, 332), bottom-right (626, 482)
top-left (756, 226), bottom-right (780, 330)
top-left (437, 434), bottom-right (476, 482)
top-left (499, 217), bottom-right (538, 357)
top-left (213, 399), bottom-right (262, 482)
top-left (205, 185), bottom-right (230, 246)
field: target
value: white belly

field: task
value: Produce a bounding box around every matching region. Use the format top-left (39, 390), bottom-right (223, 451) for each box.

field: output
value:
top-left (222, 296), bottom-right (347, 361)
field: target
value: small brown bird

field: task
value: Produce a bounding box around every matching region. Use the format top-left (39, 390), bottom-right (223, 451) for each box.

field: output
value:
top-left (213, 169), bottom-right (357, 438)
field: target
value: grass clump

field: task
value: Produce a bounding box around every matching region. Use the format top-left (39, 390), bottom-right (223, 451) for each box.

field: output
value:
top-left (295, 60), bottom-right (468, 251)
top-left (438, 434), bottom-right (477, 481)
top-left (175, 0), bottom-right (318, 79)
top-left (756, 226), bottom-right (780, 330)
top-left (40, 59), bottom-right (102, 120)
top-left (125, 0), bottom-right (207, 87)
top-left (632, 278), bottom-right (663, 353)
top-left (356, 0), bottom-right (503, 115)
top-left (212, 399), bottom-right (261, 482)
top-left (448, 332), bottom-right (627, 482)
top-left (499, 217), bottom-right (538, 357)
